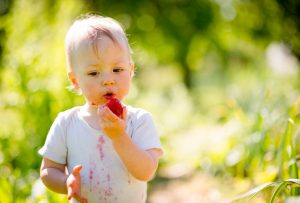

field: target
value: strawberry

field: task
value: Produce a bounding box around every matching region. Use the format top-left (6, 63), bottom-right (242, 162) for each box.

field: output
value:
top-left (105, 98), bottom-right (123, 117)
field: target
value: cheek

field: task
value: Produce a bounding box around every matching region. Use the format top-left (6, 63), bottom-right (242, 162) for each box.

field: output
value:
top-left (120, 78), bottom-right (132, 92)
top-left (79, 79), bottom-right (98, 93)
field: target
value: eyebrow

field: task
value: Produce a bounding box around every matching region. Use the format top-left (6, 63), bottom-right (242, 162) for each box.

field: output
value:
top-left (85, 61), bottom-right (129, 69)
top-left (84, 64), bottom-right (100, 70)
top-left (112, 60), bottom-right (130, 66)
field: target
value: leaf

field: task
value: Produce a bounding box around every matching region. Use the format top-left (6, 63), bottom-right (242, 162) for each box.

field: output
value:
top-left (270, 181), bottom-right (289, 203)
top-left (270, 179), bottom-right (300, 203)
top-left (231, 179), bottom-right (300, 203)
top-left (231, 182), bottom-right (278, 202)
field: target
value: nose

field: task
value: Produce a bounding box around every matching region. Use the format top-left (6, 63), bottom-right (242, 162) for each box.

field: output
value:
top-left (101, 72), bottom-right (115, 86)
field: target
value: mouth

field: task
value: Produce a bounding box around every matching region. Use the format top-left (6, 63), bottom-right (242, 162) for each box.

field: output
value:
top-left (104, 92), bottom-right (115, 99)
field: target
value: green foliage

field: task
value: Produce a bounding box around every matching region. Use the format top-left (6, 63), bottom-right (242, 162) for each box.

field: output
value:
top-left (0, 0), bottom-right (86, 201)
top-left (232, 100), bottom-right (300, 202)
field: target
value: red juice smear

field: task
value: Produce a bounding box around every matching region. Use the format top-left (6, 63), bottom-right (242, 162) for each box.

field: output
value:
top-left (97, 136), bottom-right (105, 160)
top-left (89, 169), bottom-right (93, 192)
top-left (106, 174), bottom-right (111, 182)
top-left (104, 186), bottom-right (113, 197)
top-left (89, 161), bottom-right (96, 192)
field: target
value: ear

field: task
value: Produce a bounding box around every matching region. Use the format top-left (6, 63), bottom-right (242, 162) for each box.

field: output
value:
top-left (129, 63), bottom-right (135, 78)
top-left (68, 71), bottom-right (80, 89)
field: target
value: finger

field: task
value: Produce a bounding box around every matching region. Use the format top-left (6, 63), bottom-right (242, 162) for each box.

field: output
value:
top-left (121, 106), bottom-right (127, 120)
top-left (73, 192), bottom-right (88, 203)
top-left (98, 106), bottom-right (111, 122)
top-left (101, 107), bottom-right (118, 122)
top-left (97, 105), bottom-right (106, 115)
top-left (107, 111), bottom-right (119, 122)
top-left (78, 196), bottom-right (89, 203)
top-left (72, 165), bottom-right (82, 174)
top-left (68, 187), bottom-right (73, 200)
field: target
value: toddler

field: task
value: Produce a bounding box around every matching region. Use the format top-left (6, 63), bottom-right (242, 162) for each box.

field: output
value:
top-left (39, 14), bottom-right (163, 203)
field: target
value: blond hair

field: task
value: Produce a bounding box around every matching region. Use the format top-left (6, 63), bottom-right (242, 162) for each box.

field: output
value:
top-left (65, 14), bottom-right (132, 71)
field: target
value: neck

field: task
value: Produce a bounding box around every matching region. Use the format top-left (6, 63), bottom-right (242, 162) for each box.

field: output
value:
top-left (81, 103), bottom-right (98, 116)
top-left (79, 103), bottom-right (102, 131)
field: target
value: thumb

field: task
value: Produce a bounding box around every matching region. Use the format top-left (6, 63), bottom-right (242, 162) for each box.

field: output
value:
top-left (72, 165), bottom-right (82, 175)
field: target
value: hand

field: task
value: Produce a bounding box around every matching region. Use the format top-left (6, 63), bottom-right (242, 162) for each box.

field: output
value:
top-left (97, 105), bottom-right (127, 140)
top-left (66, 165), bottom-right (88, 203)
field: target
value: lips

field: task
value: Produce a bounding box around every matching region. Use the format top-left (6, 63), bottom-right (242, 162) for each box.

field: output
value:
top-left (90, 92), bottom-right (116, 106)
top-left (104, 92), bottom-right (115, 99)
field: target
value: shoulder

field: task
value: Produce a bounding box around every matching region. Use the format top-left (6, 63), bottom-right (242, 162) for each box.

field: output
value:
top-left (125, 106), bottom-right (161, 150)
top-left (54, 106), bottom-right (81, 127)
top-left (126, 106), bottom-right (153, 121)
top-left (58, 106), bottom-right (80, 118)
top-left (126, 106), bottom-right (157, 133)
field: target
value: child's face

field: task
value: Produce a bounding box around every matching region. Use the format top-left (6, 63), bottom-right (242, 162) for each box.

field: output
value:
top-left (68, 36), bottom-right (133, 106)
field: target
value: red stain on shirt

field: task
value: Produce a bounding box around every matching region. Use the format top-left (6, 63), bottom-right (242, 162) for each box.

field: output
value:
top-left (104, 186), bottom-right (113, 196)
top-left (106, 174), bottom-right (111, 182)
top-left (97, 136), bottom-right (105, 160)
top-left (104, 174), bottom-right (113, 197)
top-left (89, 161), bottom-right (96, 192)
top-left (89, 169), bottom-right (93, 180)
top-left (89, 169), bottom-right (93, 192)
top-left (127, 173), bottom-right (131, 184)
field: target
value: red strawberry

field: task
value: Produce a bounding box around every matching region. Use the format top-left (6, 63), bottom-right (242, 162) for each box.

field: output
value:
top-left (105, 98), bottom-right (123, 117)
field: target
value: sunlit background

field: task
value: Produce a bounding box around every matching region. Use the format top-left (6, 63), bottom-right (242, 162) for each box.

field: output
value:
top-left (0, 0), bottom-right (299, 202)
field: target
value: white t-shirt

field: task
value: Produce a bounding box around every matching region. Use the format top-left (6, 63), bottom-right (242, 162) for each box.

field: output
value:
top-left (39, 106), bottom-right (163, 203)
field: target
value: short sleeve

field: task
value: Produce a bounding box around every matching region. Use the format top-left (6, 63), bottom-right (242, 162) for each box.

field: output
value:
top-left (38, 113), bottom-right (67, 164)
top-left (131, 111), bottom-right (163, 152)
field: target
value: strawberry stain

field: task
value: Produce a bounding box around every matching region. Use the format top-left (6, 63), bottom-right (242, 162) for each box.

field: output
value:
top-left (103, 174), bottom-right (113, 198)
top-left (106, 174), bottom-right (111, 182)
top-left (97, 136), bottom-right (105, 160)
top-left (89, 167), bottom-right (94, 192)
top-left (89, 169), bottom-right (93, 181)
top-left (89, 161), bottom-right (96, 192)
top-left (127, 173), bottom-right (131, 184)
top-left (104, 186), bottom-right (113, 196)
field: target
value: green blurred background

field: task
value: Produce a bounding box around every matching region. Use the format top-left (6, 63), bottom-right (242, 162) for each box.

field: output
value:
top-left (0, 0), bottom-right (299, 202)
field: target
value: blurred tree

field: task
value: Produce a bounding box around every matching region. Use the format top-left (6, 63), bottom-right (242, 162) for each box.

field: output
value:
top-left (0, 0), bottom-right (86, 201)
top-left (276, 0), bottom-right (300, 60)
top-left (0, 0), bottom-right (9, 15)
top-left (87, 0), bottom-right (215, 88)
top-left (0, 0), bottom-right (11, 85)
top-left (86, 0), bottom-right (300, 89)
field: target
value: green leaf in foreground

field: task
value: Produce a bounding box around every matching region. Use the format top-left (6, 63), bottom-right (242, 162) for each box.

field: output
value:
top-left (231, 179), bottom-right (300, 203)
top-left (231, 182), bottom-right (278, 202)
top-left (270, 179), bottom-right (300, 203)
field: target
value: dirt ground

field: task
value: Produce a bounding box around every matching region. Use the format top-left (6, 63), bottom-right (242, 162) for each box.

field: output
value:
top-left (147, 172), bottom-right (232, 203)
top-left (147, 122), bottom-right (244, 203)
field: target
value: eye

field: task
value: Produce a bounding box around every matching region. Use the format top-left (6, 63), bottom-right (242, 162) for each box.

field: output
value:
top-left (113, 67), bottom-right (124, 73)
top-left (87, 71), bottom-right (100, 76)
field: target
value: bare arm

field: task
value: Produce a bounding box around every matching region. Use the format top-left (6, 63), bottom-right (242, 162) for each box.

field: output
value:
top-left (40, 158), bottom-right (88, 203)
top-left (112, 134), bottom-right (162, 181)
top-left (40, 157), bottom-right (68, 194)
top-left (98, 106), bottom-right (163, 181)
